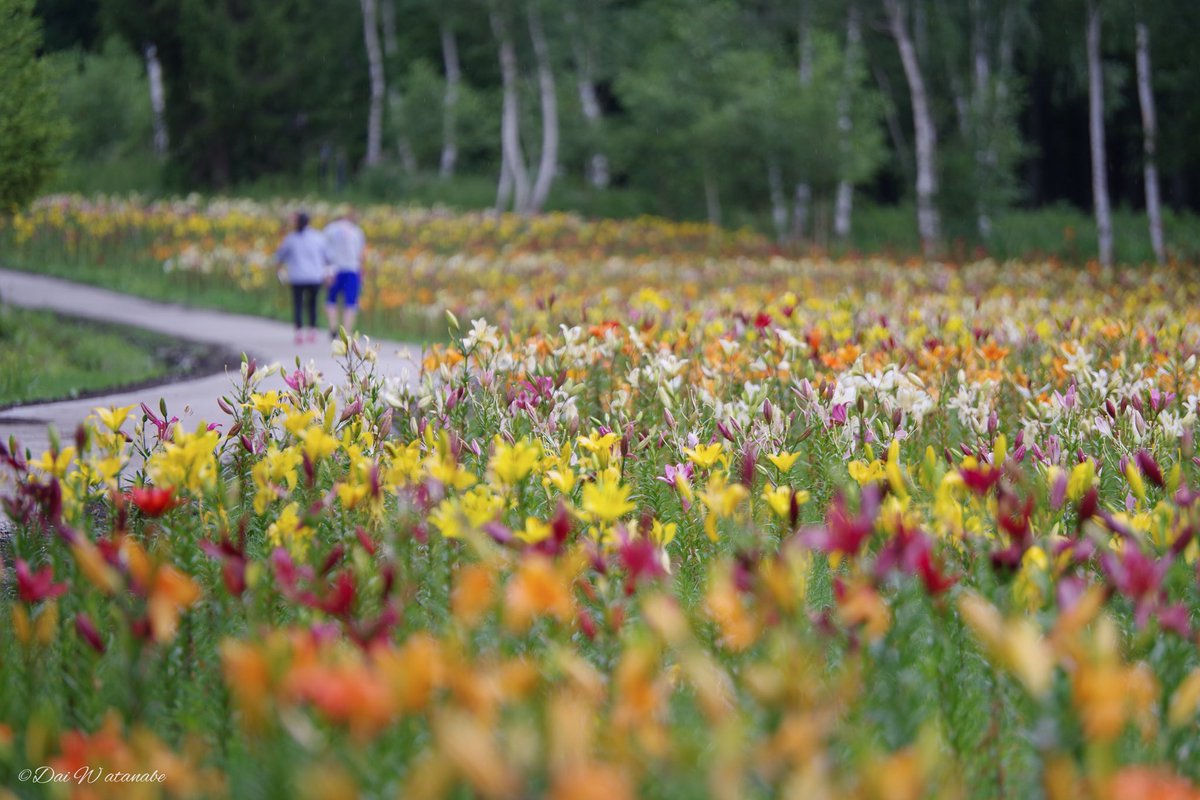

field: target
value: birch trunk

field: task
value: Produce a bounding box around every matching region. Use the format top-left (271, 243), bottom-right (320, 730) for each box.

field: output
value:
top-left (871, 60), bottom-right (914, 184)
top-left (143, 44), bottom-right (168, 156)
top-left (565, 6), bottom-right (609, 189)
top-left (1086, 1), bottom-right (1113, 267)
top-left (768, 162), bottom-right (788, 242)
top-left (834, 3), bottom-right (862, 240)
top-left (793, 2), bottom-right (813, 241)
top-left (381, 0), bottom-right (398, 57)
top-left (1135, 20), bottom-right (1166, 264)
top-left (440, 21), bottom-right (461, 179)
top-left (884, 0), bottom-right (941, 258)
top-left (937, 0), bottom-right (969, 138)
top-left (792, 183), bottom-right (811, 243)
top-left (578, 80), bottom-right (609, 189)
top-left (971, 0), bottom-right (993, 239)
top-left (496, 158), bottom-right (513, 214)
top-left (704, 172), bottom-right (722, 227)
top-left (360, 0), bottom-right (385, 168)
top-left (491, 8), bottom-right (530, 213)
top-left (527, 2), bottom-right (559, 214)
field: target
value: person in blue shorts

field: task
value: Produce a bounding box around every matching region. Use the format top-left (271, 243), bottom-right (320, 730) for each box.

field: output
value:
top-left (322, 206), bottom-right (367, 339)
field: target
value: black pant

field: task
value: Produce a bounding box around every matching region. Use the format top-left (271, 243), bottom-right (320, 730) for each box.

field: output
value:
top-left (291, 283), bottom-right (320, 329)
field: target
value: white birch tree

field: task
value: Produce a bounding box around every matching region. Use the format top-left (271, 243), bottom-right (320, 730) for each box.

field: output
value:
top-left (491, 5), bottom-right (530, 212)
top-left (792, 0), bottom-right (813, 241)
top-left (833, 2), bottom-right (862, 239)
top-left (564, 3), bottom-right (609, 189)
top-left (883, 0), bottom-right (942, 258)
top-left (359, 0), bottom-right (385, 168)
top-left (1086, 0), bottom-right (1113, 267)
top-left (439, 20), bottom-right (461, 179)
top-left (1135, 12), bottom-right (1165, 264)
top-left (143, 43), bottom-right (168, 157)
top-left (526, 1), bottom-right (559, 214)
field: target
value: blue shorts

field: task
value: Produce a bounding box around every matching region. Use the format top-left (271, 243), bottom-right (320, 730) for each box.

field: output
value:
top-left (326, 271), bottom-right (361, 308)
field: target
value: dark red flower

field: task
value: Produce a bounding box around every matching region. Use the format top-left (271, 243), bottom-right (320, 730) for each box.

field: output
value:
top-left (578, 609), bottom-right (599, 640)
top-left (959, 464), bottom-right (1002, 496)
top-left (15, 560), bottom-right (67, 604)
top-left (75, 612), bottom-right (105, 653)
top-left (915, 548), bottom-right (958, 595)
top-left (355, 525), bottom-right (377, 556)
top-left (799, 486), bottom-right (880, 558)
top-left (320, 571), bottom-right (356, 617)
top-left (1135, 450), bottom-right (1165, 489)
top-left (1077, 486), bottom-right (1099, 524)
top-left (619, 535), bottom-right (665, 594)
top-left (200, 525), bottom-right (248, 597)
top-left (1101, 545), bottom-right (1167, 603)
top-left (532, 501), bottom-right (573, 557)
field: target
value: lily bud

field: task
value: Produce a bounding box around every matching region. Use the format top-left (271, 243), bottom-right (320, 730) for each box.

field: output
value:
top-left (75, 613), bottom-right (105, 654)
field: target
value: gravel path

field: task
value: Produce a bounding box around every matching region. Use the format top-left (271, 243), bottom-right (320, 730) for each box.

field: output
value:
top-left (0, 269), bottom-right (422, 459)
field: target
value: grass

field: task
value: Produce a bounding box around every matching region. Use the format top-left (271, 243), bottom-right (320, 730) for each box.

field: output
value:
top-left (0, 305), bottom-right (199, 407)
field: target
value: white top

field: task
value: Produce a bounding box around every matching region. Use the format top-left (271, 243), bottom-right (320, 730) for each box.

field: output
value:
top-left (322, 219), bottom-right (366, 273)
top-left (275, 229), bottom-right (328, 284)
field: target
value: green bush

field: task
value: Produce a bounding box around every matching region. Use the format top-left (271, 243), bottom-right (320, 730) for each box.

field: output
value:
top-left (0, 0), bottom-right (63, 212)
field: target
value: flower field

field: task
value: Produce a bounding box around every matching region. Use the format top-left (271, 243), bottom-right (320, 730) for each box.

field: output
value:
top-left (4, 196), bottom-right (1200, 798)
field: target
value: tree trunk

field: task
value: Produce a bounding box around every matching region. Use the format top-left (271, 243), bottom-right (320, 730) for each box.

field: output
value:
top-left (768, 161), bottom-right (788, 241)
top-left (884, 0), bottom-right (941, 258)
top-left (491, 8), bottom-right (530, 213)
top-left (380, 0), bottom-right (398, 57)
top-left (1086, 1), bottom-right (1113, 267)
top-left (565, 6), bottom-right (609, 189)
top-left (793, 1), bottom-right (813, 241)
top-left (578, 82), bottom-right (609, 190)
top-left (1135, 19), bottom-right (1165, 265)
top-left (792, 183), bottom-right (811, 243)
top-left (496, 158), bottom-right (513, 213)
top-left (971, 0), bottom-right (993, 239)
top-left (704, 171), bottom-right (721, 227)
top-left (937, 0), bottom-right (969, 138)
top-left (526, 2), bottom-right (559, 214)
top-left (360, 0), bottom-right (386, 168)
top-left (834, 2), bottom-right (862, 240)
top-left (143, 44), bottom-right (168, 157)
top-left (378, 0), bottom-right (416, 172)
top-left (871, 60), bottom-right (914, 185)
top-left (440, 21), bottom-right (461, 179)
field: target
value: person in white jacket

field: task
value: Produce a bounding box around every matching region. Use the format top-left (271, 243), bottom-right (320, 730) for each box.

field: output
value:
top-left (274, 211), bottom-right (329, 344)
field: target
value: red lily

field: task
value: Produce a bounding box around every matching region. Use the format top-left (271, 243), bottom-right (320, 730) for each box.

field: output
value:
top-left (128, 486), bottom-right (179, 517)
top-left (15, 560), bottom-right (67, 603)
top-left (799, 486), bottom-right (881, 557)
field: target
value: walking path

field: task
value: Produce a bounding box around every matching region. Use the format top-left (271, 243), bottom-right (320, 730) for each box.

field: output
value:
top-left (0, 269), bottom-right (423, 459)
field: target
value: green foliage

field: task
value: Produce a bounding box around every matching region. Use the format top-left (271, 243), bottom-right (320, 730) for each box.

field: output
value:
top-left (0, 0), bottom-right (63, 213)
top-left (101, 0), bottom-right (369, 187)
top-left (0, 305), bottom-right (176, 406)
top-left (390, 58), bottom-right (496, 173)
top-left (47, 37), bottom-right (154, 163)
top-left (15, 0), bottom-right (1200, 254)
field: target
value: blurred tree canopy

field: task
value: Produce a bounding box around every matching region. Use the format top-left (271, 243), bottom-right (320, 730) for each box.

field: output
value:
top-left (17, 0), bottom-right (1200, 242)
top-left (1, 0), bottom-right (62, 213)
